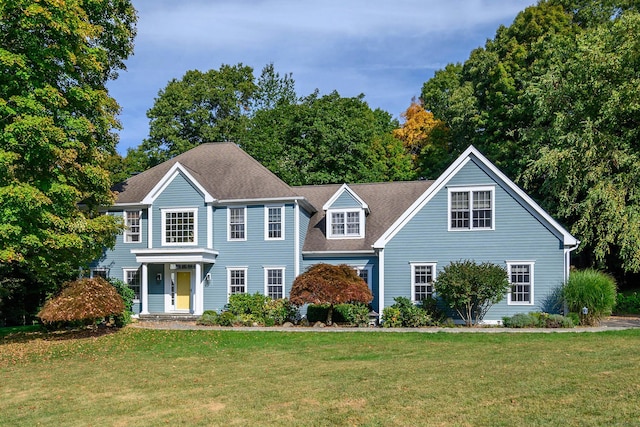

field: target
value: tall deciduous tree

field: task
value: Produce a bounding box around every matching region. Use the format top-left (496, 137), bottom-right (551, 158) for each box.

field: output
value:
top-left (0, 0), bottom-right (136, 313)
top-left (140, 64), bottom-right (256, 167)
top-left (420, 0), bottom-right (640, 277)
top-left (242, 91), bottom-right (413, 185)
top-left (393, 99), bottom-right (450, 179)
top-left (522, 10), bottom-right (640, 272)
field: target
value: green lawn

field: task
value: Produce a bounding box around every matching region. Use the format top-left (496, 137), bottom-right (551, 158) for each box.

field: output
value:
top-left (2, 327), bottom-right (639, 426)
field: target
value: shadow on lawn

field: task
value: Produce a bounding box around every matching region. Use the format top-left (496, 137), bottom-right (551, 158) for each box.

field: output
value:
top-left (1, 324), bottom-right (121, 345)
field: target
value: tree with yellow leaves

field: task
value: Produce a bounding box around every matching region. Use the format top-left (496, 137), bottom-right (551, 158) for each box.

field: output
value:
top-left (393, 99), bottom-right (450, 179)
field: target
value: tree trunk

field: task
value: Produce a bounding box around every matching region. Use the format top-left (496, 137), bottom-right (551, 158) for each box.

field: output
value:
top-left (326, 304), bottom-right (334, 326)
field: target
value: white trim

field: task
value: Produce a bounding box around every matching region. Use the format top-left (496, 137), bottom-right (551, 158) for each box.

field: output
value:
top-left (207, 205), bottom-right (213, 249)
top-left (147, 206), bottom-right (153, 248)
top-left (123, 210), bottom-right (142, 243)
top-left (264, 205), bottom-right (285, 241)
top-left (227, 206), bottom-right (247, 241)
top-left (378, 248), bottom-right (385, 317)
top-left (227, 267), bottom-right (248, 300)
top-left (447, 186), bottom-right (495, 231)
top-left (141, 162), bottom-right (215, 204)
top-left (351, 264), bottom-right (372, 289)
top-left (161, 207), bottom-right (198, 246)
top-left (326, 208), bottom-right (365, 239)
top-left (506, 261), bottom-right (535, 306)
top-left (132, 248), bottom-right (218, 264)
top-left (294, 201), bottom-right (300, 277)
top-left (302, 249), bottom-right (377, 256)
top-left (374, 146), bottom-right (579, 248)
top-left (322, 184), bottom-right (369, 212)
top-left (169, 267), bottom-right (194, 312)
top-left (194, 263), bottom-right (203, 315)
top-left (140, 264), bottom-right (149, 314)
top-left (90, 267), bottom-right (109, 279)
top-left (263, 266), bottom-right (286, 299)
top-left (410, 263), bottom-right (437, 303)
top-left (217, 196), bottom-right (313, 210)
top-left (122, 267), bottom-right (141, 301)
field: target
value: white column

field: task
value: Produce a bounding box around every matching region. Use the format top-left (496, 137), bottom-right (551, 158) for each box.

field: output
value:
top-left (147, 207), bottom-right (153, 249)
top-left (194, 263), bottom-right (203, 315)
top-left (378, 248), bottom-right (385, 319)
top-left (140, 263), bottom-right (149, 314)
top-left (294, 201), bottom-right (300, 278)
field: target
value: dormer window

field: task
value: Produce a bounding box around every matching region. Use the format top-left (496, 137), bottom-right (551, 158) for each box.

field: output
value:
top-left (328, 209), bottom-right (364, 239)
top-left (323, 184), bottom-right (369, 240)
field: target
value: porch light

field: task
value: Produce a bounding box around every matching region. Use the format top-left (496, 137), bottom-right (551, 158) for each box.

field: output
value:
top-left (156, 273), bottom-right (162, 282)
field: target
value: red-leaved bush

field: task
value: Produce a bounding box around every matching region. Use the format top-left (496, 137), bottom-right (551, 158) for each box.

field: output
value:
top-left (290, 263), bottom-right (373, 325)
top-left (38, 277), bottom-right (125, 325)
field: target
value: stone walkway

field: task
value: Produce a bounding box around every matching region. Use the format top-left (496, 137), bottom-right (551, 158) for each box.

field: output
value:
top-left (130, 315), bottom-right (640, 333)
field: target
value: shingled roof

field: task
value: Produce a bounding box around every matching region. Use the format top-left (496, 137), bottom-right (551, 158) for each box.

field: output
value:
top-left (296, 180), bottom-right (433, 253)
top-left (113, 143), bottom-right (300, 204)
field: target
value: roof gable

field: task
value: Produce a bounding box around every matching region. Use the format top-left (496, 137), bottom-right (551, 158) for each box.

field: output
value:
top-left (113, 143), bottom-right (301, 204)
top-left (142, 162), bottom-right (214, 205)
top-left (373, 146), bottom-right (579, 248)
top-left (322, 184), bottom-right (370, 212)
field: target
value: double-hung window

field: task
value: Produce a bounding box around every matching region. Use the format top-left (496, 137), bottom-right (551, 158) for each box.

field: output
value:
top-left (328, 209), bottom-right (363, 239)
top-left (265, 206), bottom-right (284, 240)
top-left (162, 208), bottom-right (197, 245)
top-left (353, 266), bottom-right (372, 289)
top-left (228, 207), bottom-right (246, 241)
top-left (508, 262), bottom-right (534, 305)
top-left (265, 268), bottom-right (284, 299)
top-left (124, 210), bottom-right (141, 243)
top-left (124, 268), bottom-right (141, 300)
top-left (228, 268), bottom-right (247, 296)
top-left (411, 263), bottom-right (436, 302)
top-left (449, 187), bottom-right (494, 230)
top-left (91, 268), bottom-right (109, 279)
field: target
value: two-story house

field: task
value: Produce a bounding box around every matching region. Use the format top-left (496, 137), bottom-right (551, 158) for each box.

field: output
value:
top-left (92, 142), bottom-right (579, 323)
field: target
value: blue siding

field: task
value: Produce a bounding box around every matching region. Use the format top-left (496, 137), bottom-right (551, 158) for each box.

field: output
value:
top-left (329, 189), bottom-right (362, 209)
top-left (152, 172), bottom-right (207, 249)
top-left (203, 204), bottom-right (297, 311)
top-left (298, 207), bottom-right (311, 276)
top-left (148, 264), bottom-right (165, 313)
top-left (384, 158), bottom-right (566, 322)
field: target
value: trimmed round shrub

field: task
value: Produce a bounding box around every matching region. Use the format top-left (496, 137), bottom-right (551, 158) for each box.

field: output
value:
top-left (503, 313), bottom-right (537, 328)
top-left (563, 269), bottom-right (617, 326)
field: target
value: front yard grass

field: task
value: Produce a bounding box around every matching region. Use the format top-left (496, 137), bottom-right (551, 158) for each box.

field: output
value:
top-left (2, 327), bottom-right (639, 426)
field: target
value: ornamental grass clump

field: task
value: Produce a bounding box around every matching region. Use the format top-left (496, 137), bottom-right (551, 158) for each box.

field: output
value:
top-left (37, 277), bottom-right (125, 327)
top-left (563, 269), bottom-right (617, 326)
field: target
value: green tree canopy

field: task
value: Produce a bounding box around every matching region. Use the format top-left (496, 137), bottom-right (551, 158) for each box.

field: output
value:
top-left (141, 64), bottom-right (257, 167)
top-left (0, 1), bottom-right (136, 289)
top-left (420, 0), bottom-right (640, 275)
top-left (242, 90), bottom-right (413, 185)
top-left (127, 62), bottom-right (414, 186)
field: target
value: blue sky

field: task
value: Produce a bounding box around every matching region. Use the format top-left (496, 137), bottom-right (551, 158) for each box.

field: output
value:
top-left (108, 0), bottom-right (537, 155)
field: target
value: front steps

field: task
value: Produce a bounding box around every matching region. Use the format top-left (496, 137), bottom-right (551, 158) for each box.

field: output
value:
top-left (138, 313), bottom-right (200, 322)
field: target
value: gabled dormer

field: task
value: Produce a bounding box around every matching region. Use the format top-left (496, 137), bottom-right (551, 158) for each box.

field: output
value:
top-left (322, 184), bottom-right (369, 239)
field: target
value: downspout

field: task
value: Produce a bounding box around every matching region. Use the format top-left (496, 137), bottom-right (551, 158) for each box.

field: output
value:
top-left (378, 248), bottom-right (385, 319)
top-left (563, 243), bottom-right (579, 315)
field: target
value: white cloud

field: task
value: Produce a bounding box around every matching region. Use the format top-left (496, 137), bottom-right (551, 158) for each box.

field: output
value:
top-left (111, 0), bottom-right (537, 153)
